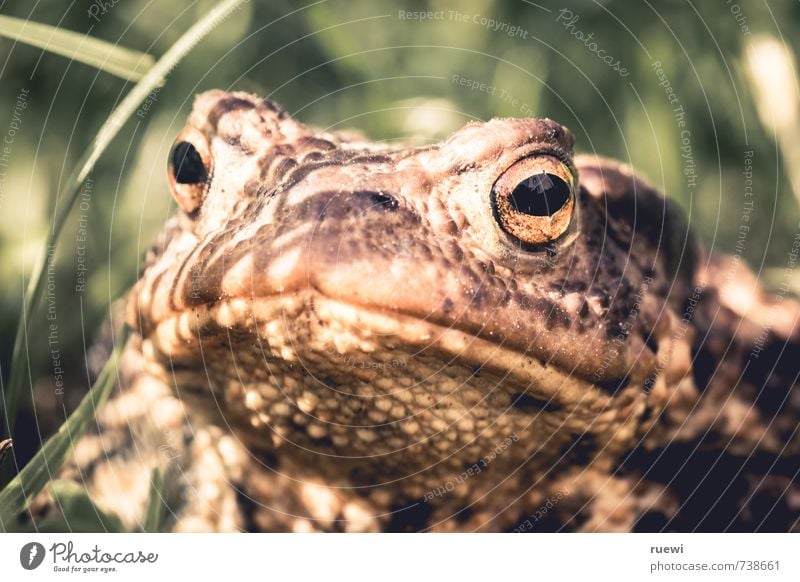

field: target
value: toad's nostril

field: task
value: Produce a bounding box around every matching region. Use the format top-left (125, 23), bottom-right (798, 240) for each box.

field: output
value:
top-left (369, 192), bottom-right (399, 211)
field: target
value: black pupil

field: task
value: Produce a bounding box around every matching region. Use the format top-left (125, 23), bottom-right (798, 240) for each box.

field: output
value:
top-left (510, 172), bottom-right (570, 216)
top-left (171, 141), bottom-right (207, 184)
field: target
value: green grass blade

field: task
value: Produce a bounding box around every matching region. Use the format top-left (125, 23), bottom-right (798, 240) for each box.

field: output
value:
top-left (0, 439), bottom-right (11, 463)
top-left (0, 327), bottom-right (128, 531)
top-left (0, 0), bottom-right (248, 460)
top-left (0, 15), bottom-right (154, 81)
top-left (142, 467), bottom-right (166, 532)
top-left (31, 480), bottom-right (126, 532)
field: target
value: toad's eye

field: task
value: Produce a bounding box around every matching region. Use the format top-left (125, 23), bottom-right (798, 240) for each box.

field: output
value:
top-left (168, 127), bottom-right (212, 213)
top-left (491, 155), bottom-right (575, 247)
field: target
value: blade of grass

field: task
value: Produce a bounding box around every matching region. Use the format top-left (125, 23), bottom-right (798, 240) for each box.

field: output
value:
top-left (0, 0), bottom-right (248, 466)
top-left (0, 326), bottom-right (128, 531)
top-left (0, 15), bottom-right (155, 81)
top-left (745, 36), bottom-right (800, 212)
top-left (142, 467), bottom-right (165, 532)
top-left (0, 439), bottom-right (11, 463)
top-left (31, 480), bottom-right (126, 532)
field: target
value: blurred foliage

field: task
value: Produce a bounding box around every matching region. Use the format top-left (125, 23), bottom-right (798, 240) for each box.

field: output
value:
top-left (0, 0), bottom-right (799, 461)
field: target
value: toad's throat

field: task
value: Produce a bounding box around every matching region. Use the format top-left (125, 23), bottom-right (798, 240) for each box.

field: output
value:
top-left (140, 293), bottom-right (636, 486)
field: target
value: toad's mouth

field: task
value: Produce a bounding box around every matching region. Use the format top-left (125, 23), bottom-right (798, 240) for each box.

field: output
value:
top-left (139, 288), bottom-right (627, 413)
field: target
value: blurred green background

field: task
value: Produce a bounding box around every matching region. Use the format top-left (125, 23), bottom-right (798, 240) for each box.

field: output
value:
top-left (1, 0), bottom-right (799, 464)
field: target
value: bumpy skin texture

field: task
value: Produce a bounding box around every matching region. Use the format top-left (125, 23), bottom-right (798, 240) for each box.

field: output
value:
top-left (47, 91), bottom-right (799, 532)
